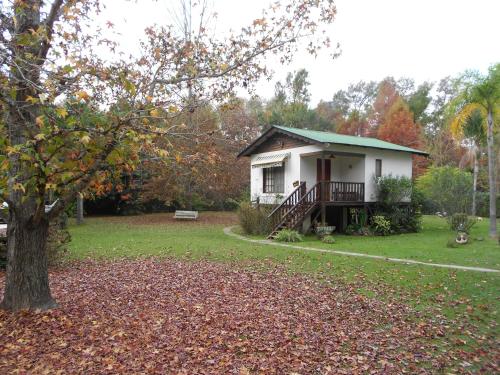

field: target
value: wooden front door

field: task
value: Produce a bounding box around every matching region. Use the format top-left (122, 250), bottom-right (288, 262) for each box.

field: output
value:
top-left (316, 158), bottom-right (331, 181)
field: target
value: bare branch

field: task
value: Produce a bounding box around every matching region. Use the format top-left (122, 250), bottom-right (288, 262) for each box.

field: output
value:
top-left (38, 0), bottom-right (65, 61)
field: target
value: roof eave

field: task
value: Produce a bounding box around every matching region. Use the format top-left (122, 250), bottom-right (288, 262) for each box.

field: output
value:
top-left (237, 125), bottom-right (318, 158)
top-left (238, 125), bottom-right (429, 157)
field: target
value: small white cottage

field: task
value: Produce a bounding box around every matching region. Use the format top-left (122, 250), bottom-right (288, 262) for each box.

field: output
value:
top-left (238, 125), bottom-right (428, 237)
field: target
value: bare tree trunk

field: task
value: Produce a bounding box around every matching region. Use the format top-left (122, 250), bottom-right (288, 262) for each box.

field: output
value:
top-left (472, 150), bottom-right (478, 217)
top-left (0, 0), bottom-right (58, 311)
top-left (0, 211), bottom-right (56, 311)
top-left (76, 193), bottom-right (84, 225)
top-left (486, 110), bottom-right (497, 238)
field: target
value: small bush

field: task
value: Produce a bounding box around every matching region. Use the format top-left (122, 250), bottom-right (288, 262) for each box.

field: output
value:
top-left (446, 238), bottom-right (459, 248)
top-left (447, 213), bottom-right (477, 233)
top-left (345, 223), bottom-right (359, 235)
top-left (416, 166), bottom-right (473, 215)
top-left (383, 205), bottom-right (423, 233)
top-left (321, 235), bottom-right (336, 244)
top-left (238, 202), bottom-right (273, 235)
top-left (375, 175), bottom-right (412, 206)
top-left (344, 223), bottom-right (370, 236)
top-left (374, 176), bottom-right (423, 234)
top-left (274, 229), bottom-right (302, 242)
top-left (371, 215), bottom-right (391, 236)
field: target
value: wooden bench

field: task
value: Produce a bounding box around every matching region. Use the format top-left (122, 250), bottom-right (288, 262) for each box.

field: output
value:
top-left (173, 210), bottom-right (199, 220)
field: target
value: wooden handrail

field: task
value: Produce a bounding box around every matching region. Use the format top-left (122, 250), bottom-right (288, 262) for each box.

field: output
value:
top-left (267, 181), bottom-right (365, 238)
top-left (268, 181), bottom-right (306, 220)
top-left (269, 182), bottom-right (321, 235)
top-left (327, 181), bottom-right (364, 202)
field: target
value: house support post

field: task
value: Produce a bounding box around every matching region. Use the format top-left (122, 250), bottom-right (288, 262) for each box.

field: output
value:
top-left (321, 152), bottom-right (326, 226)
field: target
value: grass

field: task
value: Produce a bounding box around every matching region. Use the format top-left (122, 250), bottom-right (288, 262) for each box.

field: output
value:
top-left (298, 215), bottom-right (499, 269)
top-left (68, 212), bottom-right (499, 364)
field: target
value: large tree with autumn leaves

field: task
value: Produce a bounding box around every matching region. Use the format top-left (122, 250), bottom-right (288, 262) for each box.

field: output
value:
top-left (0, 0), bottom-right (338, 311)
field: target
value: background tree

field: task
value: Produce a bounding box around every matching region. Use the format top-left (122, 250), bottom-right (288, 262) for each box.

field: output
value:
top-left (453, 65), bottom-right (499, 237)
top-left (140, 100), bottom-right (260, 210)
top-left (288, 69), bottom-right (311, 105)
top-left (451, 106), bottom-right (486, 216)
top-left (313, 100), bottom-right (338, 132)
top-left (406, 82), bottom-right (433, 126)
top-left (331, 80), bottom-right (376, 136)
top-left (416, 166), bottom-right (473, 215)
top-left (376, 98), bottom-right (427, 176)
top-left (0, 0), bottom-right (339, 311)
top-left (261, 69), bottom-right (334, 129)
top-left (368, 78), bottom-right (400, 135)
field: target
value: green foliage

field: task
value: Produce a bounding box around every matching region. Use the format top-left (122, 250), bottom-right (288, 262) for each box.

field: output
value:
top-left (274, 229), bottom-right (303, 243)
top-left (384, 205), bottom-right (423, 233)
top-left (447, 213), bottom-right (477, 233)
top-left (375, 175), bottom-right (413, 206)
top-left (260, 69), bottom-right (336, 131)
top-left (321, 235), bottom-right (336, 244)
top-left (349, 208), bottom-right (367, 227)
top-left (374, 176), bottom-right (422, 234)
top-left (416, 166), bottom-right (473, 215)
top-left (406, 82), bottom-right (433, 125)
top-left (446, 238), bottom-right (459, 248)
top-left (237, 202), bottom-right (273, 236)
top-left (371, 215), bottom-right (391, 236)
top-left (344, 223), bottom-right (370, 236)
top-left (344, 224), bottom-right (359, 235)
top-left (476, 193), bottom-right (500, 218)
top-left (462, 109), bottom-right (486, 144)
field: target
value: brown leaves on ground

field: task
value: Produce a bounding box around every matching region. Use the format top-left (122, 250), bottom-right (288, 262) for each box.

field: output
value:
top-left (0, 260), bottom-right (497, 374)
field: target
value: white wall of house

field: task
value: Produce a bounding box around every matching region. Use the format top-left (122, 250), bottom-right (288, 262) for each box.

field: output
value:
top-left (299, 153), bottom-right (317, 190)
top-left (332, 156), bottom-right (365, 183)
top-left (250, 149), bottom-right (301, 204)
top-left (363, 149), bottom-right (413, 201)
top-left (249, 143), bottom-right (413, 204)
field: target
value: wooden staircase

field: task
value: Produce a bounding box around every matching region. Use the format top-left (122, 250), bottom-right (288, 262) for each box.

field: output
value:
top-left (267, 182), bottom-right (321, 239)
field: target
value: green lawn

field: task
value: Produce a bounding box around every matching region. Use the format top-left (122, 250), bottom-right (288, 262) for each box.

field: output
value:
top-left (298, 215), bottom-right (500, 269)
top-left (69, 214), bottom-right (499, 312)
top-left (68, 213), bottom-right (499, 365)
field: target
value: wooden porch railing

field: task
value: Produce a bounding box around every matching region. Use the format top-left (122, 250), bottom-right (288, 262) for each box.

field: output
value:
top-left (326, 181), bottom-right (364, 202)
top-left (267, 181), bottom-right (365, 239)
top-left (268, 181), bottom-right (307, 228)
top-left (268, 182), bottom-right (321, 238)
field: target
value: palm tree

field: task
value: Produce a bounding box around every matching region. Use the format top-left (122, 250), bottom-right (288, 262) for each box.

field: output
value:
top-left (466, 65), bottom-right (499, 238)
top-left (453, 108), bottom-right (486, 216)
top-left (451, 64), bottom-right (499, 238)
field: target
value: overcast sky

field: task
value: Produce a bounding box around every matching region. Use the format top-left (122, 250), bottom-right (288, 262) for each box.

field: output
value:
top-left (103, 0), bottom-right (500, 105)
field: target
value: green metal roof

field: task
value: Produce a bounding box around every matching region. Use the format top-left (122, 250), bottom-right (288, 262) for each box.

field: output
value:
top-left (273, 126), bottom-right (428, 156)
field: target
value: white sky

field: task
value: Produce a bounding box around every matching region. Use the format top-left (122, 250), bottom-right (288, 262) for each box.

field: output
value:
top-left (103, 0), bottom-right (500, 105)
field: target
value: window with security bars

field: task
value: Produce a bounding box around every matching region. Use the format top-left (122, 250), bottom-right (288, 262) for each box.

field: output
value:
top-left (263, 166), bottom-right (284, 193)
